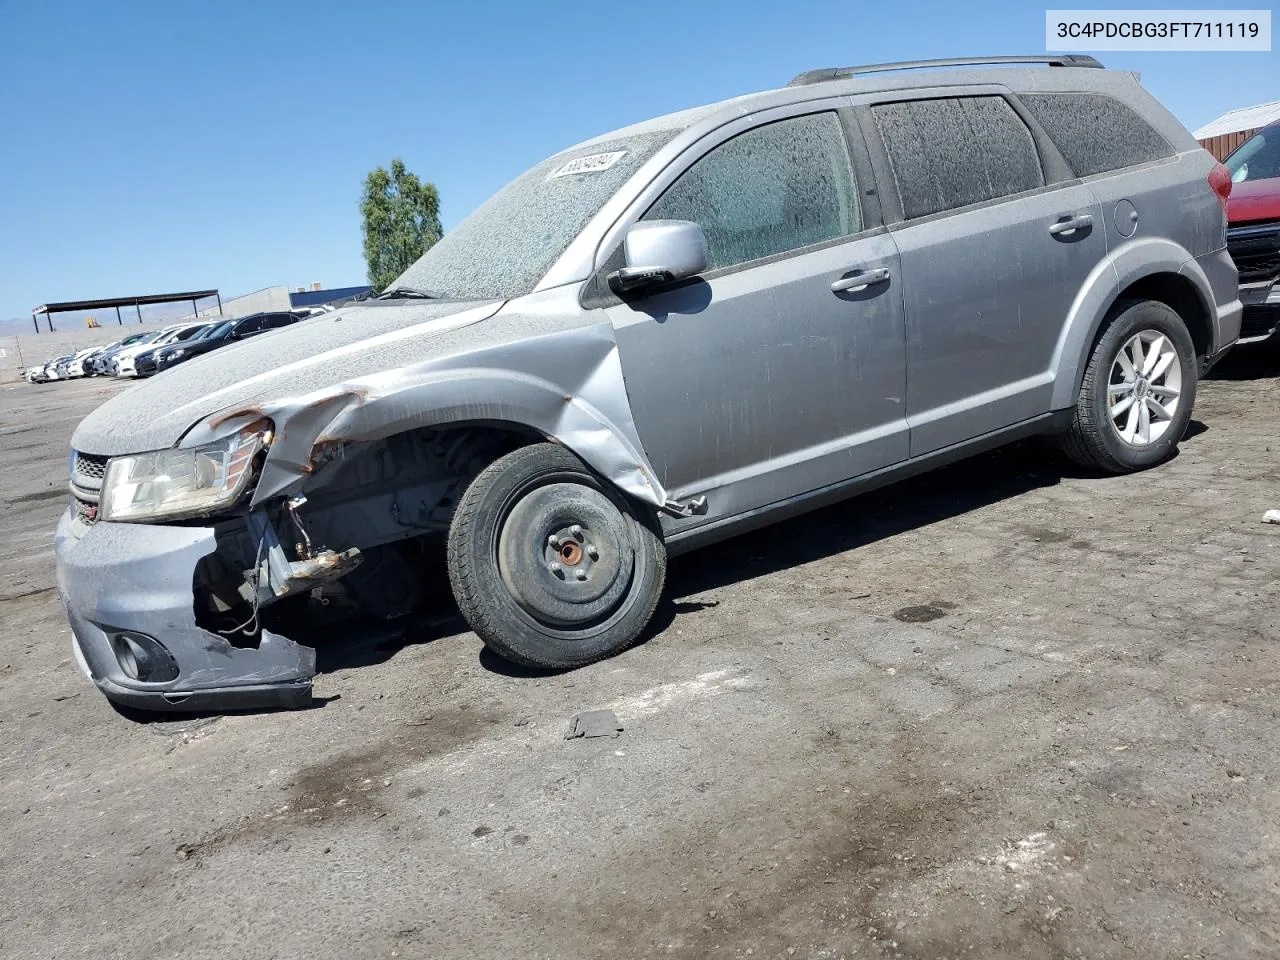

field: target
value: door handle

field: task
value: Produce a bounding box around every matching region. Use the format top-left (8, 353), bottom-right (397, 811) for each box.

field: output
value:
top-left (831, 267), bottom-right (890, 293)
top-left (1049, 214), bottom-right (1093, 236)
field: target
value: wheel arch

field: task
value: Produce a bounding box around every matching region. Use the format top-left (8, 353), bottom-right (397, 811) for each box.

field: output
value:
top-left (1050, 237), bottom-right (1218, 410)
top-left (188, 365), bottom-right (668, 512)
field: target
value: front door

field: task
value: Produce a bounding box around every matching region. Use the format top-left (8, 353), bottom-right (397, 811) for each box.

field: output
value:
top-left (605, 109), bottom-right (909, 523)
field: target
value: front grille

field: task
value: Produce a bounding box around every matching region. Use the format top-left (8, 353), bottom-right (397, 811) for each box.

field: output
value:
top-left (1235, 253), bottom-right (1280, 283)
top-left (1228, 221), bottom-right (1280, 284)
top-left (73, 452), bottom-right (108, 484)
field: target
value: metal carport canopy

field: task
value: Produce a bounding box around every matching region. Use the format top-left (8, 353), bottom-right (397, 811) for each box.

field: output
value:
top-left (31, 289), bottom-right (221, 332)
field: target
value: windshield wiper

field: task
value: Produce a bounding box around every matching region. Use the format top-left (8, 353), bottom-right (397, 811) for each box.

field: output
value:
top-left (377, 286), bottom-right (446, 300)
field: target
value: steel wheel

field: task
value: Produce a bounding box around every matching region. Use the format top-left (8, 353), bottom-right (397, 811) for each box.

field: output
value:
top-left (448, 443), bottom-right (666, 669)
top-left (496, 483), bottom-right (636, 630)
top-left (1107, 329), bottom-right (1183, 447)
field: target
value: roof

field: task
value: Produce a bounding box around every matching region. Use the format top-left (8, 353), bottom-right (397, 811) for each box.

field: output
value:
top-left (789, 54), bottom-right (1103, 86)
top-left (1194, 100), bottom-right (1280, 139)
top-left (582, 56), bottom-right (1124, 152)
top-left (33, 289), bottom-right (219, 315)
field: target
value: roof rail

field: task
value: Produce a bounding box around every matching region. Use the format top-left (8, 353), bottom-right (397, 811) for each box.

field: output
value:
top-left (788, 55), bottom-right (1104, 87)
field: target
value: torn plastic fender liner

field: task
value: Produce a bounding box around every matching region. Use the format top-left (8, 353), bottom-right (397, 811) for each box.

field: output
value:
top-left (187, 321), bottom-right (670, 510)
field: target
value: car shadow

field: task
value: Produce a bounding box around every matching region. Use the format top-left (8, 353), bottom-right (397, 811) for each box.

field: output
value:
top-left (473, 437), bottom-right (1085, 680)
top-left (288, 421), bottom-right (1217, 686)
top-left (658, 438), bottom-right (1070, 605)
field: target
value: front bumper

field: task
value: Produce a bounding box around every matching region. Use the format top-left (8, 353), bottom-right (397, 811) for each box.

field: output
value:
top-left (54, 508), bottom-right (316, 712)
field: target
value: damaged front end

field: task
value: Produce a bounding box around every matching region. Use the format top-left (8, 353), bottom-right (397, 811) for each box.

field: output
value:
top-left (54, 510), bottom-right (320, 713)
top-left (55, 421), bottom-right (361, 712)
top-left (57, 314), bottom-right (673, 714)
top-left (58, 423), bottom-right (509, 712)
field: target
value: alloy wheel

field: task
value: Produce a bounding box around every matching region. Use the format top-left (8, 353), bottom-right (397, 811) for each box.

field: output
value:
top-left (1107, 329), bottom-right (1183, 447)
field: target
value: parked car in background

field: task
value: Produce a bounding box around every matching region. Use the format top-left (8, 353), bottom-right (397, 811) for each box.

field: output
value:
top-left (1224, 120), bottom-right (1280, 342)
top-left (58, 54), bottom-right (1240, 713)
top-left (150, 311), bottom-right (307, 373)
top-left (35, 353), bottom-right (75, 381)
top-left (25, 358), bottom-right (60, 382)
top-left (113, 321), bottom-right (213, 377)
top-left (90, 332), bottom-right (154, 375)
top-left (54, 352), bottom-right (84, 379)
top-left (77, 342), bottom-right (121, 376)
top-left (62, 346), bottom-right (103, 379)
top-left (132, 321), bottom-right (217, 377)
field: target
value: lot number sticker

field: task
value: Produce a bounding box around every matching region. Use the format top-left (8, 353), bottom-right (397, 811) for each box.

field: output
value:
top-left (549, 151), bottom-right (626, 179)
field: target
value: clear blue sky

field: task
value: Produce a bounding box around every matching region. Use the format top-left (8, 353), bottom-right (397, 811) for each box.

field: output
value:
top-left (0, 0), bottom-right (1275, 325)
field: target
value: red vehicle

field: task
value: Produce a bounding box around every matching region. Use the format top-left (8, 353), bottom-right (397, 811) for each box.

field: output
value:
top-left (1224, 120), bottom-right (1280, 342)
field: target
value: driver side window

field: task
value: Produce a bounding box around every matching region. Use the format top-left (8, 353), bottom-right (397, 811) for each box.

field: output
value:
top-left (643, 111), bottom-right (861, 272)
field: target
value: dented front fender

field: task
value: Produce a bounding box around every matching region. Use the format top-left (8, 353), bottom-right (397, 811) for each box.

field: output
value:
top-left (184, 321), bottom-right (668, 509)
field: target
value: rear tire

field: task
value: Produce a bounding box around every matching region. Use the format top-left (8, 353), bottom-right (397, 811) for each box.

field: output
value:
top-left (1059, 299), bottom-right (1197, 473)
top-left (447, 443), bottom-right (666, 669)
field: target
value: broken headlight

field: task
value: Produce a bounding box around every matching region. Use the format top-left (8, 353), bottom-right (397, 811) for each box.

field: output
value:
top-left (99, 421), bottom-right (273, 522)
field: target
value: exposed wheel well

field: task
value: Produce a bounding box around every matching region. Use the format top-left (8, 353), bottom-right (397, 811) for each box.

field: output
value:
top-left (1113, 273), bottom-right (1213, 360)
top-left (193, 422), bottom-right (550, 637)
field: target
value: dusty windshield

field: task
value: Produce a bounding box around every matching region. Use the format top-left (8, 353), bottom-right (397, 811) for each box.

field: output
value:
top-left (392, 131), bottom-right (677, 300)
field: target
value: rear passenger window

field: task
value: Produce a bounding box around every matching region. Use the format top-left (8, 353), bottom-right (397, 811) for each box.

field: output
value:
top-left (1019, 93), bottom-right (1174, 177)
top-left (644, 111), bottom-right (861, 271)
top-left (871, 96), bottom-right (1045, 220)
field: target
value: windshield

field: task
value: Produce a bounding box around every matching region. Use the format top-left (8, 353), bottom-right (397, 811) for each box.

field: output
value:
top-left (1226, 126), bottom-right (1280, 183)
top-left (391, 130), bottom-right (679, 300)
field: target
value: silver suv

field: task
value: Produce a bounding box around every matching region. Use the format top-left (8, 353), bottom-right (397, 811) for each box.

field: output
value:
top-left (57, 55), bottom-right (1241, 712)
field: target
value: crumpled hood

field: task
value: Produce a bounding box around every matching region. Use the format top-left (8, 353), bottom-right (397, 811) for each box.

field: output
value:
top-left (72, 300), bottom-right (502, 455)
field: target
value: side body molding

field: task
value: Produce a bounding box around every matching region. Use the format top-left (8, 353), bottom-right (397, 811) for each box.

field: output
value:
top-left (1048, 236), bottom-right (1216, 411)
top-left (180, 321), bottom-right (669, 509)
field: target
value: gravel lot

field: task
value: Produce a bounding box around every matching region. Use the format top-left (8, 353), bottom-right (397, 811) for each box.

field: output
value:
top-left (2, 349), bottom-right (1279, 960)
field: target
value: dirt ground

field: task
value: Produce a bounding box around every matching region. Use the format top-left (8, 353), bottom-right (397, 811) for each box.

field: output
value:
top-left (2, 348), bottom-right (1278, 960)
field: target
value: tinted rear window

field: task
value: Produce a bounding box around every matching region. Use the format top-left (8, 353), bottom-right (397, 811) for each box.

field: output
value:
top-left (1019, 93), bottom-right (1174, 177)
top-left (871, 96), bottom-right (1045, 220)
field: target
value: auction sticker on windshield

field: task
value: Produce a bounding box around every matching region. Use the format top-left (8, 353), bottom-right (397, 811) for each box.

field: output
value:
top-left (549, 151), bottom-right (626, 178)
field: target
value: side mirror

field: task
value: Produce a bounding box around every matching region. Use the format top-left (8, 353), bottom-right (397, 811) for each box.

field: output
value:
top-left (608, 220), bottom-right (708, 297)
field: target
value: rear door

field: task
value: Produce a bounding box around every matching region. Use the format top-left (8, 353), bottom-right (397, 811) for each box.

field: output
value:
top-left (1016, 92), bottom-right (1212, 258)
top-left (860, 90), bottom-right (1107, 456)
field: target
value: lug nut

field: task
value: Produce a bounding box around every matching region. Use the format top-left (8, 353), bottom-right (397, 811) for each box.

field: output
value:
top-left (575, 568), bottom-right (588, 581)
top-left (570, 524), bottom-right (583, 539)
top-left (549, 562), bottom-right (562, 575)
top-left (548, 534), bottom-right (561, 548)
top-left (587, 545), bottom-right (599, 560)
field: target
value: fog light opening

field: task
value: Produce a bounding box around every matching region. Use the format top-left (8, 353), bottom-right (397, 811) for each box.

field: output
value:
top-left (109, 632), bottom-right (180, 683)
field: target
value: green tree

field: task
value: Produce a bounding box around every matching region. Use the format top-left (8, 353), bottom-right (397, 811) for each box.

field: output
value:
top-left (360, 159), bottom-right (443, 292)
